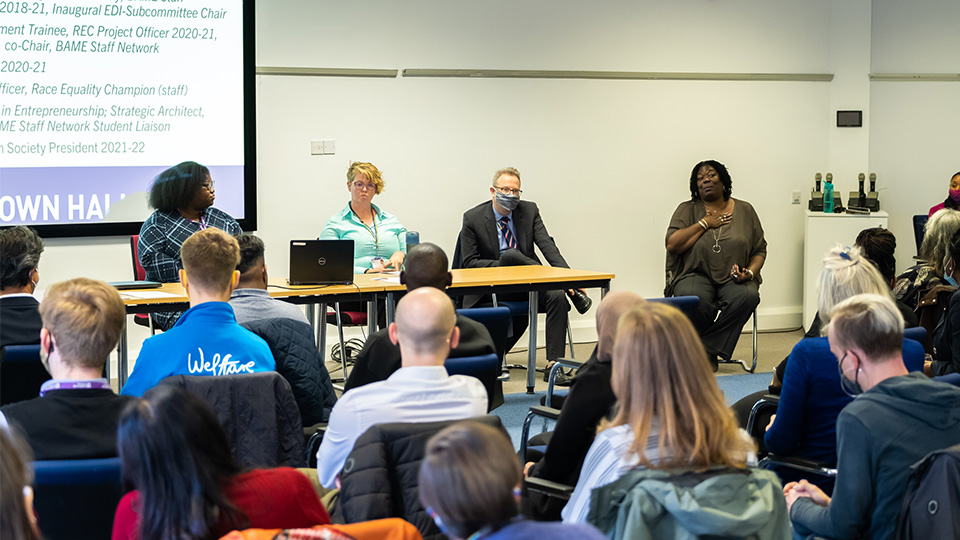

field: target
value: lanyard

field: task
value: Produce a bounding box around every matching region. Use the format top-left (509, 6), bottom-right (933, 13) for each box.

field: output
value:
top-left (39, 379), bottom-right (112, 397)
top-left (353, 207), bottom-right (380, 255)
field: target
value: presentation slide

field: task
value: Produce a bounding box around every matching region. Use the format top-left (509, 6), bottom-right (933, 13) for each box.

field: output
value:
top-left (0, 0), bottom-right (252, 233)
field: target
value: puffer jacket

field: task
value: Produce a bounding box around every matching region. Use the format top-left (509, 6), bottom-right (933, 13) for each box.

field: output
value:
top-left (587, 467), bottom-right (790, 540)
top-left (242, 318), bottom-right (337, 426)
top-left (157, 372), bottom-right (306, 468)
top-left (336, 416), bottom-right (506, 540)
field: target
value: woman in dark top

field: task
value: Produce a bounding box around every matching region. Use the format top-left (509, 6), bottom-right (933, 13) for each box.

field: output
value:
top-left (931, 228), bottom-right (960, 376)
top-left (523, 291), bottom-right (645, 520)
top-left (665, 160), bottom-right (766, 368)
top-left (137, 161), bottom-right (242, 330)
top-left (928, 171), bottom-right (960, 217)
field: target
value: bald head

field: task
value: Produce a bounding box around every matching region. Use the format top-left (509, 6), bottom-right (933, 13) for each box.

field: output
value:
top-left (400, 243), bottom-right (452, 291)
top-left (391, 287), bottom-right (459, 365)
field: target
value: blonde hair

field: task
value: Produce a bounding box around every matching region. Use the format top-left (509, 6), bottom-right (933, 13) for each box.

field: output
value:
top-left (818, 245), bottom-right (891, 328)
top-left (603, 302), bottom-right (753, 470)
top-left (38, 278), bottom-right (125, 369)
top-left (346, 162), bottom-right (385, 195)
top-left (492, 167), bottom-right (521, 187)
top-left (921, 209), bottom-right (960, 274)
top-left (180, 229), bottom-right (240, 294)
top-left (829, 293), bottom-right (904, 362)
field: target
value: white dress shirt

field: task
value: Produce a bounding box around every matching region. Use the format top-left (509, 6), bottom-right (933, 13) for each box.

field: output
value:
top-left (316, 365), bottom-right (488, 488)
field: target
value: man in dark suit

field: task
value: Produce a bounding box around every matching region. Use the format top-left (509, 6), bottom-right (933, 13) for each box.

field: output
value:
top-left (0, 226), bottom-right (44, 348)
top-left (459, 167), bottom-right (590, 383)
top-left (344, 243), bottom-right (497, 398)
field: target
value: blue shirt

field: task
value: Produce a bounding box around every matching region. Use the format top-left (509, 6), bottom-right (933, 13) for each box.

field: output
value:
top-left (121, 302), bottom-right (275, 397)
top-left (320, 203), bottom-right (407, 273)
top-left (493, 204), bottom-right (518, 253)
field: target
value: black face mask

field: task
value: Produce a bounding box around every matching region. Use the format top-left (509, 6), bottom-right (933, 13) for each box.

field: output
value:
top-left (838, 352), bottom-right (863, 397)
top-left (495, 191), bottom-right (519, 212)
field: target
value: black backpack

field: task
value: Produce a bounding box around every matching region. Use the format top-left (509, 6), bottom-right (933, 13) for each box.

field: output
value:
top-left (895, 443), bottom-right (960, 540)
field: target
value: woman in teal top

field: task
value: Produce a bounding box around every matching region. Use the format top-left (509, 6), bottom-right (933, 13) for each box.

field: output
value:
top-left (320, 162), bottom-right (407, 274)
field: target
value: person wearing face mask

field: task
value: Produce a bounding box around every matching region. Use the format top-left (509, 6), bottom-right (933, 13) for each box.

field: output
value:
top-left (0, 278), bottom-right (137, 460)
top-left (928, 171), bottom-right (960, 217)
top-left (665, 160), bottom-right (766, 371)
top-left (763, 245), bottom-right (925, 494)
top-left (929, 228), bottom-right (960, 376)
top-left (459, 167), bottom-right (591, 385)
top-left (0, 226), bottom-right (44, 349)
top-left (785, 293), bottom-right (960, 540)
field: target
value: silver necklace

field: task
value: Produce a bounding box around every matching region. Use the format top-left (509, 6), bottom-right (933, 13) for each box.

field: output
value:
top-left (712, 225), bottom-right (722, 253)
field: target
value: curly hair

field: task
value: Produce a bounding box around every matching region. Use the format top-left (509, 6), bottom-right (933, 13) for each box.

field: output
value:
top-left (346, 162), bottom-right (385, 195)
top-left (855, 227), bottom-right (898, 283)
top-left (688, 160), bottom-right (732, 201)
top-left (148, 161), bottom-right (211, 212)
top-left (0, 226), bottom-right (44, 289)
top-left (235, 233), bottom-right (265, 274)
top-left (921, 209), bottom-right (960, 275)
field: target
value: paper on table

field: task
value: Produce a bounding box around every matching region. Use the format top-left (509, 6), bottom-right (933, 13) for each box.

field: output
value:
top-left (118, 291), bottom-right (183, 299)
top-left (372, 275), bottom-right (402, 284)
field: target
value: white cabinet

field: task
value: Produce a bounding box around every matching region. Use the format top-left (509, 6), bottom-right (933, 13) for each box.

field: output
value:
top-left (803, 210), bottom-right (889, 330)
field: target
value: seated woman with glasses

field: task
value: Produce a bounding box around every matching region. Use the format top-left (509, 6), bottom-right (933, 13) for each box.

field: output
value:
top-left (320, 161), bottom-right (408, 274)
top-left (665, 160), bottom-right (766, 371)
top-left (138, 161), bottom-right (241, 330)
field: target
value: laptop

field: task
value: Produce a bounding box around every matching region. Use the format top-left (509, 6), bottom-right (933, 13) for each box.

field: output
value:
top-left (288, 239), bottom-right (354, 285)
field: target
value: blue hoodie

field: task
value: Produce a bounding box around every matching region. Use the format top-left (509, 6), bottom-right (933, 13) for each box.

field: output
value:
top-left (121, 302), bottom-right (275, 397)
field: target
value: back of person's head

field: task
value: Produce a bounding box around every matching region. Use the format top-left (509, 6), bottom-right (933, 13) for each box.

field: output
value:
top-left (921, 209), bottom-right (960, 275)
top-left (37, 278), bottom-right (125, 370)
top-left (394, 287), bottom-right (456, 358)
top-left (118, 385), bottom-right (242, 540)
top-left (401, 243), bottom-right (451, 291)
top-left (418, 422), bottom-right (520, 539)
top-left (0, 427), bottom-right (42, 540)
top-left (235, 233), bottom-right (265, 276)
top-left (148, 161), bottom-right (211, 212)
top-left (606, 302), bottom-right (753, 470)
top-left (828, 293), bottom-right (904, 362)
top-left (0, 226), bottom-right (44, 290)
top-left (855, 227), bottom-right (897, 285)
top-left (180, 229), bottom-right (240, 294)
top-left (818, 245), bottom-right (891, 327)
top-left (595, 291), bottom-right (646, 363)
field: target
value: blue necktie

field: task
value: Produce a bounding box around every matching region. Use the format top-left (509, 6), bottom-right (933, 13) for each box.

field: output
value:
top-left (499, 217), bottom-right (518, 249)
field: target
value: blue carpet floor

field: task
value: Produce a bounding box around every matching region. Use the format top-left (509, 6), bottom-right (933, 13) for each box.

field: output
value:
top-left (494, 372), bottom-right (772, 449)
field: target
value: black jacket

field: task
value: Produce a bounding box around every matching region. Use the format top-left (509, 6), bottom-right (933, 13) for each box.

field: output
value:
top-left (336, 416), bottom-right (506, 540)
top-left (459, 200), bottom-right (568, 269)
top-left (0, 296), bottom-right (42, 348)
top-left (157, 372), bottom-right (306, 468)
top-left (242, 318), bottom-right (337, 425)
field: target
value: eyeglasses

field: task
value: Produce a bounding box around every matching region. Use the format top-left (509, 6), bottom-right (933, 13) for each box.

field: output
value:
top-left (494, 186), bottom-right (522, 196)
top-left (202, 180), bottom-right (216, 191)
top-left (353, 181), bottom-right (376, 191)
top-left (696, 171), bottom-right (718, 182)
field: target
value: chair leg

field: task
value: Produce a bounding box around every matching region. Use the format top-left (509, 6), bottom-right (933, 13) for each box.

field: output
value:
top-left (719, 308), bottom-right (757, 373)
top-left (335, 302), bottom-right (348, 382)
top-left (566, 319), bottom-right (576, 360)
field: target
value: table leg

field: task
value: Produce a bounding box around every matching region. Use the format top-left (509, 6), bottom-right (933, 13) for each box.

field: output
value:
top-left (119, 317), bottom-right (129, 389)
top-left (367, 297), bottom-right (377, 336)
top-left (601, 285), bottom-right (610, 298)
top-left (305, 303), bottom-right (316, 345)
top-left (527, 290), bottom-right (538, 394)
top-left (386, 292), bottom-right (396, 325)
top-left (318, 302), bottom-right (327, 363)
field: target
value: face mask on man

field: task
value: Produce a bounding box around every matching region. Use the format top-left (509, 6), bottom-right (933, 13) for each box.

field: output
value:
top-left (495, 190), bottom-right (520, 212)
top-left (838, 352), bottom-right (863, 397)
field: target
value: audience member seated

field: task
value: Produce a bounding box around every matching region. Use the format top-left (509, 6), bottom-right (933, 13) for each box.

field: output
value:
top-left (316, 287), bottom-right (487, 488)
top-left (1, 278), bottom-right (138, 460)
top-left (523, 291), bottom-right (646, 520)
top-left (121, 229), bottom-right (274, 397)
top-left (459, 167), bottom-right (591, 385)
top-left (785, 293), bottom-right (960, 540)
top-left (563, 303), bottom-right (763, 525)
top-left (113, 385), bottom-right (329, 540)
top-left (763, 246), bottom-right (925, 491)
top-left (895, 208), bottom-right (960, 311)
top-left (138, 161), bottom-right (242, 330)
top-left (665, 160), bottom-right (766, 371)
top-left (931, 228), bottom-right (960, 376)
top-left (419, 421), bottom-right (605, 540)
top-left (0, 226), bottom-right (44, 348)
top-left (344, 242), bottom-right (495, 391)
top-left (1, 426), bottom-right (42, 540)
top-left (229, 233), bottom-right (309, 325)
top-left (928, 171), bottom-right (960, 217)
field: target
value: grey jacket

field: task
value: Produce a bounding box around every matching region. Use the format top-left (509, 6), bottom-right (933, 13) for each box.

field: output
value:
top-left (587, 467), bottom-right (790, 540)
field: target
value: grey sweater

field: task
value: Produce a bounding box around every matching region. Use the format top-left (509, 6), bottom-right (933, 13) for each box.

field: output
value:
top-left (790, 372), bottom-right (960, 540)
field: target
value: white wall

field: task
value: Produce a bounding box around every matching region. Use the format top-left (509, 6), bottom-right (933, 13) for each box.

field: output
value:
top-left (33, 1), bottom-right (958, 358)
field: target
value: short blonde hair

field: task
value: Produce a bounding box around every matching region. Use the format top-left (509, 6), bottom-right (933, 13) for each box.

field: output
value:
top-left (180, 229), bottom-right (240, 294)
top-left (604, 303), bottom-right (753, 470)
top-left (346, 162), bottom-right (385, 195)
top-left (829, 293), bottom-right (904, 362)
top-left (492, 167), bottom-right (521, 187)
top-left (38, 278), bottom-right (125, 369)
top-left (818, 245), bottom-right (891, 327)
top-left (921, 209), bottom-right (960, 274)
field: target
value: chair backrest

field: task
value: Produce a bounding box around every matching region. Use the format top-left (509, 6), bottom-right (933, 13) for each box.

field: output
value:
top-left (444, 353), bottom-right (501, 411)
top-left (157, 372), bottom-right (306, 468)
top-left (648, 296), bottom-right (700, 321)
top-left (1, 344), bottom-right (51, 406)
top-left (338, 415), bottom-right (507, 540)
top-left (457, 307), bottom-right (511, 362)
top-left (130, 235), bottom-right (146, 281)
top-left (32, 457), bottom-right (126, 540)
top-left (904, 327), bottom-right (927, 345)
top-left (913, 214), bottom-right (928, 257)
